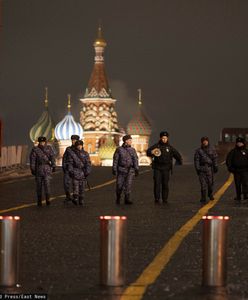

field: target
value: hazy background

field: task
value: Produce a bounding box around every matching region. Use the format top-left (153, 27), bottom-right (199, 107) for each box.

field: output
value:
top-left (1, 0), bottom-right (248, 161)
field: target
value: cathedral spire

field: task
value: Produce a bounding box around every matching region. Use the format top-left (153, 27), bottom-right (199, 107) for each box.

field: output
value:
top-left (67, 94), bottom-right (71, 112)
top-left (138, 88), bottom-right (142, 106)
top-left (44, 87), bottom-right (48, 109)
top-left (85, 25), bottom-right (111, 98)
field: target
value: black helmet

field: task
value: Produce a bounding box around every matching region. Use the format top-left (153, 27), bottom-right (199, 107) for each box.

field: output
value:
top-left (123, 134), bottom-right (132, 142)
top-left (236, 137), bottom-right (245, 144)
top-left (38, 136), bottom-right (46, 143)
top-left (160, 131), bottom-right (169, 138)
top-left (75, 140), bottom-right (84, 147)
top-left (71, 135), bottom-right (80, 141)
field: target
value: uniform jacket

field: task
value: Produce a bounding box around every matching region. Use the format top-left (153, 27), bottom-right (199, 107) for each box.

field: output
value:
top-left (112, 144), bottom-right (139, 174)
top-left (62, 145), bottom-right (75, 172)
top-left (67, 148), bottom-right (91, 180)
top-left (30, 145), bottom-right (56, 177)
top-left (147, 141), bottom-right (182, 170)
top-left (194, 146), bottom-right (218, 173)
top-left (226, 146), bottom-right (248, 173)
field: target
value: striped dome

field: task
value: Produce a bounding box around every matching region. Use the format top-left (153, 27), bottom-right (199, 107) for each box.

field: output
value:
top-left (55, 112), bottom-right (83, 140)
top-left (29, 109), bottom-right (55, 142)
top-left (127, 109), bottom-right (152, 136)
top-left (98, 135), bottom-right (116, 160)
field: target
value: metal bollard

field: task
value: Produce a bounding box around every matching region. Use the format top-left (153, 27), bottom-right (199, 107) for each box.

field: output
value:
top-left (0, 216), bottom-right (20, 287)
top-left (100, 216), bottom-right (127, 286)
top-left (202, 216), bottom-right (229, 287)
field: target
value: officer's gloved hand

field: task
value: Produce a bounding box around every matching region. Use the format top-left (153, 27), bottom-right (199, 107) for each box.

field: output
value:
top-left (135, 169), bottom-right (139, 177)
top-left (112, 170), bottom-right (116, 176)
top-left (213, 166), bottom-right (218, 173)
top-left (31, 170), bottom-right (36, 176)
top-left (52, 167), bottom-right (56, 173)
top-left (175, 160), bottom-right (183, 166)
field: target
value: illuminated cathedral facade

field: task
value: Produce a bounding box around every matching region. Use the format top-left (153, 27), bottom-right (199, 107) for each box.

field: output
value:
top-left (29, 27), bottom-right (152, 166)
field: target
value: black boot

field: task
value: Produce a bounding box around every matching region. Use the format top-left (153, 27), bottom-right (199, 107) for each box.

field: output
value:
top-left (78, 197), bottom-right (84, 206)
top-left (124, 194), bottom-right (133, 205)
top-left (45, 194), bottom-right (51, 206)
top-left (37, 196), bottom-right (42, 207)
top-left (234, 195), bottom-right (241, 202)
top-left (243, 194), bottom-right (248, 200)
top-left (116, 192), bottom-right (121, 205)
top-left (208, 190), bottom-right (214, 201)
top-left (72, 195), bottom-right (78, 205)
top-left (200, 190), bottom-right (207, 203)
top-left (65, 192), bottom-right (72, 202)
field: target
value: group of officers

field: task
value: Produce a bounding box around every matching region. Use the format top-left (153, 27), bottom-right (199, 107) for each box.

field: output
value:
top-left (29, 131), bottom-right (248, 207)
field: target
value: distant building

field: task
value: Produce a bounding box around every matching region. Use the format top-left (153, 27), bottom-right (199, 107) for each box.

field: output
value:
top-left (79, 27), bottom-right (122, 166)
top-left (216, 128), bottom-right (248, 163)
top-left (54, 94), bottom-right (83, 166)
top-left (127, 89), bottom-right (152, 166)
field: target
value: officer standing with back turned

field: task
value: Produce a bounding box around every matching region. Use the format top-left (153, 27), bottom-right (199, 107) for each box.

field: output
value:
top-left (147, 131), bottom-right (182, 204)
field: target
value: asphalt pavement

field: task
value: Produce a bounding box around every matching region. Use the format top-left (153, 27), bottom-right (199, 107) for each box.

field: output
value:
top-left (0, 165), bottom-right (247, 300)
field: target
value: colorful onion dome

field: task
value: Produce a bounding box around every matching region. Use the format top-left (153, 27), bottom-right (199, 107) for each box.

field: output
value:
top-left (127, 89), bottom-right (152, 136)
top-left (98, 135), bottom-right (116, 160)
top-left (55, 94), bottom-right (83, 140)
top-left (29, 87), bottom-right (55, 142)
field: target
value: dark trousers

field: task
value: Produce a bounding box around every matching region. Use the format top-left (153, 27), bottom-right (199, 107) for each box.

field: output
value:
top-left (198, 169), bottom-right (214, 196)
top-left (36, 176), bottom-right (51, 200)
top-left (63, 171), bottom-right (72, 194)
top-left (73, 179), bottom-right (85, 200)
top-left (234, 171), bottom-right (248, 198)
top-left (116, 171), bottom-right (134, 196)
top-left (153, 169), bottom-right (170, 201)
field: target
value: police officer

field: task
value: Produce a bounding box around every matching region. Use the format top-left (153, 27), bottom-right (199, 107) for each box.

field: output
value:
top-left (29, 136), bottom-right (56, 206)
top-left (194, 136), bottom-right (218, 203)
top-left (62, 134), bottom-right (80, 202)
top-left (67, 140), bottom-right (91, 205)
top-left (147, 131), bottom-right (182, 204)
top-left (112, 134), bottom-right (139, 205)
top-left (226, 137), bottom-right (248, 202)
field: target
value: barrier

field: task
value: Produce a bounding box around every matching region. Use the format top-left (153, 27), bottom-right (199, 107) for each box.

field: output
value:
top-left (100, 216), bottom-right (127, 286)
top-left (202, 216), bottom-right (229, 287)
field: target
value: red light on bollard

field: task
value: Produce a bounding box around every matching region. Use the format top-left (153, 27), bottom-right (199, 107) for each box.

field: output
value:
top-left (0, 216), bottom-right (20, 220)
top-left (202, 216), bottom-right (229, 220)
top-left (100, 216), bottom-right (127, 220)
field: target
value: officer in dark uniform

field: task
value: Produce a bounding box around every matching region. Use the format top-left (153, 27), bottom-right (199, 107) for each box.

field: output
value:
top-left (194, 136), bottom-right (218, 203)
top-left (226, 137), bottom-right (248, 202)
top-left (67, 140), bottom-right (91, 205)
top-left (147, 131), bottom-right (182, 204)
top-left (29, 136), bottom-right (56, 206)
top-left (62, 135), bottom-right (80, 202)
top-left (112, 134), bottom-right (139, 205)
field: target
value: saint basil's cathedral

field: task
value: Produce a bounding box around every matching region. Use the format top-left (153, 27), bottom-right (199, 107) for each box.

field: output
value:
top-left (29, 27), bottom-right (152, 166)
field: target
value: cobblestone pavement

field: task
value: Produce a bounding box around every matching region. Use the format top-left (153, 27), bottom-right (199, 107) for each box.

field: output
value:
top-left (0, 165), bottom-right (247, 300)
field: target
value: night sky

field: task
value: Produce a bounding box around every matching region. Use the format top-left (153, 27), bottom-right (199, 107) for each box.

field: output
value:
top-left (1, 0), bottom-right (248, 161)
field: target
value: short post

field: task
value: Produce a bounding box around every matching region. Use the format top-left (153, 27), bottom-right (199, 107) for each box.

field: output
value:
top-left (202, 216), bottom-right (229, 287)
top-left (0, 216), bottom-right (20, 287)
top-left (100, 216), bottom-right (127, 286)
